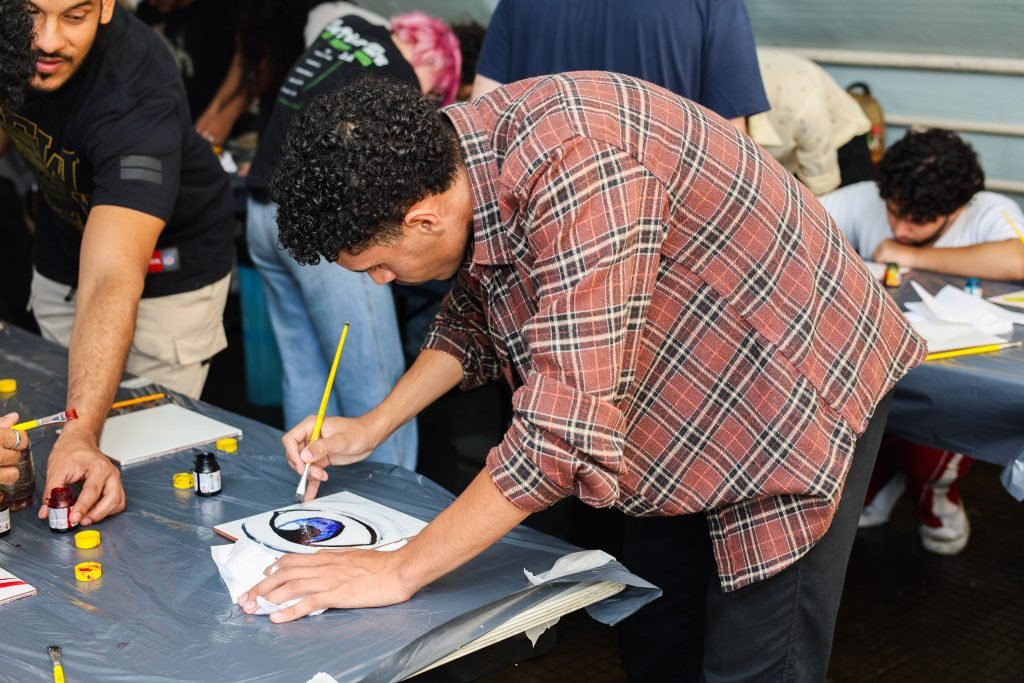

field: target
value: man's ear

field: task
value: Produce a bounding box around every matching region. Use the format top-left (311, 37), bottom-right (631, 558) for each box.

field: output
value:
top-left (403, 201), bottom-right (444, 235)
top-left (100, 0), bottom-right (116, 24)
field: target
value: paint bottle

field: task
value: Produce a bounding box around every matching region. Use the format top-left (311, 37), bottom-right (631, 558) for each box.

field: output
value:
top-left (0, 492), bottom-right (11, 538)
top-left (0, 444), bottom-right (35, 511)
top-left (964, 277), bottom-right (983, 298)
top-left (47, 486), bottom-right (77, 533)
top-left (193, 452), bottom-right (222, 497)
top-left (884, 262), bottom-right (901, 288)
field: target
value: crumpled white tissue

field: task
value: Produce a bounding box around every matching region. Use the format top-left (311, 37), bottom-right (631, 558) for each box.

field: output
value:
top-left (523, 549), bottom-right (615, 586)
top-left (520, 550), bottom-right (615, 645)
top-left (211, 539), bottom-right (326, 616)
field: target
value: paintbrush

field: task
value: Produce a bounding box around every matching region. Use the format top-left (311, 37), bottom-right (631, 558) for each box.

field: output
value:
top-left (48, 645), bottom-right (66, 683)
top-left (13, 408), bottom-right (78, 431)
top-left (295, 322), bottom-right (350, 503)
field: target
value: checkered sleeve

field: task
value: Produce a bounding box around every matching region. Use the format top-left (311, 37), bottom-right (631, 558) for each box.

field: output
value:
top-left (487, 140), bottom-right (664, 511)
top-left (423, 269), bottom-right (504, 389)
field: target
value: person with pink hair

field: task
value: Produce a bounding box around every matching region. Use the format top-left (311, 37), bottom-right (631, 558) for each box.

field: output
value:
top-left (390, 11), bottom-right (462, 106)
top-left (245, 3), bottom-right (461, 473)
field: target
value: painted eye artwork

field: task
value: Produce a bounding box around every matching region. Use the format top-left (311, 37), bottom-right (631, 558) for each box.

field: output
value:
top-left (240, 507), bottom-right (384, 554)
top-left (216, 491), bottom-right (430, 555)
top-left (269, 510), bottom-right (378, 546)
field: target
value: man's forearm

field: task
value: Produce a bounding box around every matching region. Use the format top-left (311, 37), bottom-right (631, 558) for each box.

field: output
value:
top-left (62, 273), bottom-right (144, 442)
top-left (397, 468), bottom-right (531, 593)
top-left (911, 240), bottom-right (1024, 281)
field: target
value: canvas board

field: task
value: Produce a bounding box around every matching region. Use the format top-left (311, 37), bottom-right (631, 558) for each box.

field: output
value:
top-left (99, 403), bottom-right (242, 467)
top-left (214, 491), bottom-right (428, 555)
top-left (0, 567), bottom-right (36, 606)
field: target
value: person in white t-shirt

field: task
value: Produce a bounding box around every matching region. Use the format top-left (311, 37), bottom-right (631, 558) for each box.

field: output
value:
top-left (821, 128), bottom-right (1024, 554)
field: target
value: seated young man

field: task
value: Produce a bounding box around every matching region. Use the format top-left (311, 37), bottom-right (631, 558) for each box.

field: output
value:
top-left (821, 128), bottom-right (1024, 554)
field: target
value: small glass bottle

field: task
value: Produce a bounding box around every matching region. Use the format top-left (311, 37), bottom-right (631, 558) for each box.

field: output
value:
top-left (193, 452), bottom-right (222, 496)
top-left (0, 442), bottom-right (35, 511)
top-left (0, 491), bottom-right (11, 538)
top-left (47, 486), bottom-right (77, 533)
top-left (884, 262), bottom-right (901, 288)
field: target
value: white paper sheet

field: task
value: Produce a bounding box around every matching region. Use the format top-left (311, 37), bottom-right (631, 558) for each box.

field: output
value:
top-left (214, 491), bottom-right (427, 555)
top-left (907, 282), bottom-right (1024, 335)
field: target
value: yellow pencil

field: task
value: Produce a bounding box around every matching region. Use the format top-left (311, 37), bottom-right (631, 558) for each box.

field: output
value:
top-left (1002, 210), bottom-right (1024, 246)
top-left (110, 392), bottom-right (166, 411)
top-left (294, 322), bottom-right (350, 503)
top-left (925, 340), bottom-right (1021, 361)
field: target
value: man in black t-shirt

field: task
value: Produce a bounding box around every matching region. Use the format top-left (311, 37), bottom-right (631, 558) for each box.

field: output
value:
top-left (0, 0), bottom-right (234, 527)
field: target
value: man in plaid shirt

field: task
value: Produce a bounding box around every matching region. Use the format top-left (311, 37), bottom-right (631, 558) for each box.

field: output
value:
top-left (240, 72), bottom-right (925, 679)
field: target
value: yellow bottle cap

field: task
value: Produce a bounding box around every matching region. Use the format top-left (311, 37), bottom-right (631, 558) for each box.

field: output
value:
top-left (215, 437), bottom-right (238, 453)
top-left (0, 378), bottom-right (16, 393)
top-left (173, 472), bottom-right (194, 489)
top-left (75, 561), bottom-right (102, 582)
top-left (74, 529), bottom-right (101, 549)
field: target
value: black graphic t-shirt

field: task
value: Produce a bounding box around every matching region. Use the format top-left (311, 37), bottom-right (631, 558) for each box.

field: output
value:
top-left (136, 0), bottom-right (240, 121)
top-left (0, 4), bottom-right (233, 298)
top-left (247, 13), bottom-right (419, 200)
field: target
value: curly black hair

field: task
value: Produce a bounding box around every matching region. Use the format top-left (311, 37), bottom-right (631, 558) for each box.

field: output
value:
top-left (878, 128), bottom-right (985, 223)
top-left (269, 75), bottom-right (463, 265)
top-left (0, 0), bottom-right (35, 109)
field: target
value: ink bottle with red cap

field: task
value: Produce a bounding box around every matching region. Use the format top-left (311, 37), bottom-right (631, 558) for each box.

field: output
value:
top-left (47, 486), bottom-right (77, 533)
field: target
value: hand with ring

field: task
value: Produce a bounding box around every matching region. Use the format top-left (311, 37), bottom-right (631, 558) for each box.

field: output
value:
top-left (0, 412), bottom-right (30, 485)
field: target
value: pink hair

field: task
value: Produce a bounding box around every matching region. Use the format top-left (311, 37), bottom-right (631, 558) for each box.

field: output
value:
top-left (390, 12), bottom-right (462, 107)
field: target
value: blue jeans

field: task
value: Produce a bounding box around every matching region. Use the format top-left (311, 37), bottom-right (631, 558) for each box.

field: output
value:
top-left (246, 197), bottom-right (417, 470)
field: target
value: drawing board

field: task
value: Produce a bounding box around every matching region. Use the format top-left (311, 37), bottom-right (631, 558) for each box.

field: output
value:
top-left (214, 491), bottom-right (428, 555)
top-left (99, 403), bottom-right (242, 467)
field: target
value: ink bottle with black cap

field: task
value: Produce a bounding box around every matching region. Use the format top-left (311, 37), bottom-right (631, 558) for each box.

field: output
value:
top-left (193, 452), bottom-right (222, 496)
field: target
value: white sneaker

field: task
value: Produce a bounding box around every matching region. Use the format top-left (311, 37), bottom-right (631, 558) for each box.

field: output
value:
top-left (858, 473), bottom-right (906, 528)
top-left (920, 501), bottom-right (970, 555)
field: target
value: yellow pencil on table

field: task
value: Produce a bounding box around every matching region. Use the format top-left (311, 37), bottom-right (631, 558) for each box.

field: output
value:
top-left (925, 341), bottom-right (1021, 361)
top-left (110, 392), bottom-right (166, 411)
top-left (1002, 210), bottom-right (1024, 245)
top-left (295, 322), bottom-right (350, 503)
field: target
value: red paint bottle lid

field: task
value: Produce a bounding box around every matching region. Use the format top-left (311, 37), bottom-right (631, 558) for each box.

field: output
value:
top-left (47, 486), bottom-right (75, 508)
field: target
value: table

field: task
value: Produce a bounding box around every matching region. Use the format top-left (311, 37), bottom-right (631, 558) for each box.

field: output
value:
top-left (887, 271), bottom-right (1024, 499)
top-left (0, 323), bottom-right (657, 682)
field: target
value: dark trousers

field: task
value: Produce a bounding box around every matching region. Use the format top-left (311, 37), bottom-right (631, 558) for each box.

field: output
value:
top-left (617, 391), bottom-right (892, 682)
top-left (836, 133), bottom-right (876, 188)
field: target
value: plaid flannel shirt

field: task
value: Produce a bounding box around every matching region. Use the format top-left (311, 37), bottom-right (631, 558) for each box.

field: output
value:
top-left (424, 72), bottom-right (925, 591)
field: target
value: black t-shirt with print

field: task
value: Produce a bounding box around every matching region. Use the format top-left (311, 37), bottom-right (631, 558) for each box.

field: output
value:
top-left (136, 0), bottom-right (240, 121)
top-left (0, 4), bottom-right (233, 298)
top-left (247, 13), bottom-right (419, 200)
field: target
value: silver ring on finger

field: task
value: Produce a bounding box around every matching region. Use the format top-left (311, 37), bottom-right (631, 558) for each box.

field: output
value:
top-left (11, 429), bottom-right (21, 450)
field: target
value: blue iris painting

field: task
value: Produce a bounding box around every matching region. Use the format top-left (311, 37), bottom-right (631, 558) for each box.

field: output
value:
top-left (270, 512), bottom-right (344, 545)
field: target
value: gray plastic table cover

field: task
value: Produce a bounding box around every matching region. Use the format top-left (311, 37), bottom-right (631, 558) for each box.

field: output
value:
top-left (886, 271), bottom-right (1024, 499)
top-left (0, 323), bottom-right (659, 682)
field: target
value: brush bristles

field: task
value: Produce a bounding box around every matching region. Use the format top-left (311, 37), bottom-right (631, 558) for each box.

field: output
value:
top-left (48, 645), bottom-right (62, 665)
top-left (65, 408), bottom-right (79, 420)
